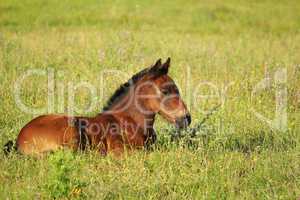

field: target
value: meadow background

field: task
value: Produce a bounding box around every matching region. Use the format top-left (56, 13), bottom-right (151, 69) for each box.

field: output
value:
top-left (0, 0), bottom-right (300, 199)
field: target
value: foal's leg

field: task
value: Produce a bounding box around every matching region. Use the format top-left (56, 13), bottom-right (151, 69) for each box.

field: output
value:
top-left (144, 128), bottom-right (157, 149)
top-left (106, 134), bottom-right (126, 157)
top-left (106, 131), bottom-right (140, 157)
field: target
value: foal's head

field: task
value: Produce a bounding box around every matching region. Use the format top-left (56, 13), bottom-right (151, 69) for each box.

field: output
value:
top-left (103, 58), bottom-right (191, 129)
top-left (134, 58), bottom-right (191, 128)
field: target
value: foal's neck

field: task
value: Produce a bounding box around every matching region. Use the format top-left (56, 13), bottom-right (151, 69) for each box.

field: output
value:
top-left (124, 107), bottom-right (155, 128)
top-left (104, 96), bottom-right (156, 130)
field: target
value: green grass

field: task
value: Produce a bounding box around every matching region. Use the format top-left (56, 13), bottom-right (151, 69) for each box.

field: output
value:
top-left (0, 0), bottom-right (300, 199)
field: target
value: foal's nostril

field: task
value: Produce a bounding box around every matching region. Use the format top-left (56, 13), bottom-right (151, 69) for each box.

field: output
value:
top-left (175, 114), bottom-right (192, 129)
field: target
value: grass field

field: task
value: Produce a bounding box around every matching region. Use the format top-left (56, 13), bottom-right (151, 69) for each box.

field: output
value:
top-left (0, 0), bottom-right (300, 199)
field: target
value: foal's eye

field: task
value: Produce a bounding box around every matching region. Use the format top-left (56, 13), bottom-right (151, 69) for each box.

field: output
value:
top-left (161, 89), bottom-right (169, 95)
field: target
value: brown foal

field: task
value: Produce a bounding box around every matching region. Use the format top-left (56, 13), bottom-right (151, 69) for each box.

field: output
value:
top-left (5, 58), bottom-right (191, 156)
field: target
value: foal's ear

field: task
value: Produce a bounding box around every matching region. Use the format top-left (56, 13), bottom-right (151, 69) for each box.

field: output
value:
top-left (153, 58), bottom-right (162, 68)
top-left (150, 57), bottom-right (171, 76)
top-left (162, 57), bottom-right (171, 71)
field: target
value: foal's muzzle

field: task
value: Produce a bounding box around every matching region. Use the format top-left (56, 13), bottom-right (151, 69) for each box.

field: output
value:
top-left (175, 113), bottom-right (191, 129)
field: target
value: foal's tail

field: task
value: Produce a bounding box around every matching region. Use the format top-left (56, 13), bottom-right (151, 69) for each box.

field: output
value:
top-left (3, 140), bottom-right (17, 156)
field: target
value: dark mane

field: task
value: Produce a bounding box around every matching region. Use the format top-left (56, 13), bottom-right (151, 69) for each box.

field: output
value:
top-left (102, 67), bottom-right (150, 111)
